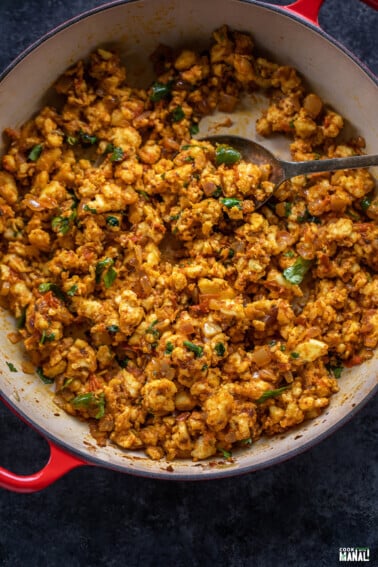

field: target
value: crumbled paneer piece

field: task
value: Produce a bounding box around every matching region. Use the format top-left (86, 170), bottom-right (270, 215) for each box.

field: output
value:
top-left (0, 25), bottom-right (376, 462)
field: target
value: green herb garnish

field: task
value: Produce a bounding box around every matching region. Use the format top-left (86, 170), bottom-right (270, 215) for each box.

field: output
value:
top-left (290, 351), bottom-right (300, 359)
top-left (220, 448), bottom-right (232, 459)
top-left (28, 144), bottom-right (43, 161)
top-left (66, 135), bottom-right (78, 146)
top-left (40, 330), bottom-right (56, 345)
top-left (105, 144), bottom-right (124, 162)
top-left (62, 377), bottom-right (74, 389)
top-left (189, 123), bottom-right (199, 136)
top-left (170, 106), bottom-right (185, 123)
top-left (38, 282), bottom-right (65, 301)
top-left (327, 364), bottom-right (344, 379)
top-left (150, 81), bottom-right (172, 102)
top-left (36, 366), bottom-right (54, 384)
top-left (51, 206), bottom-right (78, 234)
top-left (67, 284), bottom-right (78, 297)
top-left (146, 319), bottom-right (160, 339)
top-left (214, 342), bottom-right (225, 356)
top-left (283, 257), bottom-right (312, 285)
top-left (360, 195), bottom-right (372, 211)
top-left (212, 186), bottom-right (223, 198)
top-left (215, 145), bottom-right (242, 166)
top-left (72, 392), bottom-right (105, 419)
top-left (183, 340), bottom-right (203, 358)
top-left (117, 356), bottom-right (130, 368)
top-left (220, 197), bottom-right (242, 210)
top-left (16, 306), bottom-right (27, 330)
top-left (106, 216), bottom-right (120, 227)
top-left (107, 325), bottom-right (119, 333)
top-left (103, 267), bottom-right (117, 288)
top-left (297, 208), bottom-right (321, 224)
top-left (137, 190), bottom-right (150, 200)
top-left (95, 258), bottom-right (114, 283)
top-left (79, 130), bottom-right (97, 145)
top-left (256, 386), bottom-right (289, 404)
top-left (165, 341), bottom-right (174, 355)
top-left (83, 204), bottom-right (97, 214)
top-left (52, 216), bottom-right (71, 235)
top-left (6, 361), bottom-right (18, 373)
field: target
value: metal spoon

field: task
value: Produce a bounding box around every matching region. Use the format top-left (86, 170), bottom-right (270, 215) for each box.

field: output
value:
top-left (205, 135), bottom-right (378, 208)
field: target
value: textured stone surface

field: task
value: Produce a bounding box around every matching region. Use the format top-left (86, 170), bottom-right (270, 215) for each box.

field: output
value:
top-left (0, 1), bottom-right (377, 566)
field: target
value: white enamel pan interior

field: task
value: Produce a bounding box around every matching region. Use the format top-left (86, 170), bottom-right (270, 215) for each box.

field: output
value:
top-left (0, 0), bottom-right (377, 481)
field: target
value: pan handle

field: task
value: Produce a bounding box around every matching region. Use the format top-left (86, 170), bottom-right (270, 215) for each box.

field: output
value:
top-left (284, 0), bottom-right (377, 25)
top-left (0, 439), bottom-right (87, 493)
top-left (285, 0), bottom-right (324, 24)
top-left (360, 0), bottom-right (378, 8)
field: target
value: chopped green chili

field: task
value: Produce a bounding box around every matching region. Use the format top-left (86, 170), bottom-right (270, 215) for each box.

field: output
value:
top-left (28, 144), bottom-right (43, 161)
top-left (256, 386), bottom-right (289, 404)
top-left (215, 145), bottom-right (242, 166)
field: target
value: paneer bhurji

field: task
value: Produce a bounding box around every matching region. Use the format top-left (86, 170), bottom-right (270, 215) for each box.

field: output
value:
top-left (0, 26), bottom-right (377, 461)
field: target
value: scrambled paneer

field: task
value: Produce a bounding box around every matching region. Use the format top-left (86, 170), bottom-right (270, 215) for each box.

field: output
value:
top-left (0, 26), bottom-right (377, 461)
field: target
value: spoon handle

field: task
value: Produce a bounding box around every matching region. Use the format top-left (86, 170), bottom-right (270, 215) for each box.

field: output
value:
top-left (282, 153), bottom-right (378, 180)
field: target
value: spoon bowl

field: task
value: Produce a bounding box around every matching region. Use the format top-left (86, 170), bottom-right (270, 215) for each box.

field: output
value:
top-left (205, 135), bottom-right (378, 208)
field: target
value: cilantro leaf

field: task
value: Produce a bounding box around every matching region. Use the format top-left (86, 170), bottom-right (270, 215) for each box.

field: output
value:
top-left (283, 257), bottom-right (312, 285)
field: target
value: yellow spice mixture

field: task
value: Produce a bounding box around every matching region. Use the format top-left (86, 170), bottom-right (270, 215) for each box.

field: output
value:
top-left (0, 26), bottom-right (377, 461)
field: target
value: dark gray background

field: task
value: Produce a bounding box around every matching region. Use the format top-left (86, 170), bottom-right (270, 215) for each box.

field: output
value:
top-left (0, 1), bottom-right (377, 566)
